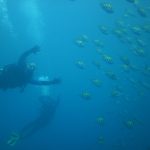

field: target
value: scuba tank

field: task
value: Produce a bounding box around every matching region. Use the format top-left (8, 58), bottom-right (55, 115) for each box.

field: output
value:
top-left (38, 76), bottom-right (50, 96)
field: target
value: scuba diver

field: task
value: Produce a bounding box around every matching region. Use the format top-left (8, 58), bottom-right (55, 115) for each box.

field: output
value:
top-left (6, 76), bottom-right (60, 147)
top-left (0, 45), bottom-right (61, 91)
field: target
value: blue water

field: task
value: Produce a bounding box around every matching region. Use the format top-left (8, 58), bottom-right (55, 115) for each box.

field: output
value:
top-left (0, 0), bottom-right (150, 150)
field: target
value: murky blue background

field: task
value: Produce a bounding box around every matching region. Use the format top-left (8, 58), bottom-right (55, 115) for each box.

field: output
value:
top-left (0, 0), bottom-right (150, 150)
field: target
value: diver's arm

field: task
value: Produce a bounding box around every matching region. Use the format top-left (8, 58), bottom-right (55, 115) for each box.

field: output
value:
top-left (18, 45), bottom-right (40, 65)
top-left (29, 78), bottom-right (61, 86)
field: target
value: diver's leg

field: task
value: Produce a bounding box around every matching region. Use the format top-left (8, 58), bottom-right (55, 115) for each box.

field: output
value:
top-left (20, 121), bottom-right (37, 139)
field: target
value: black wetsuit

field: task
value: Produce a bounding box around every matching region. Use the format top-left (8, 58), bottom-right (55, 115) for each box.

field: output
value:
top-left (0, 46), bottom-right (60, 91)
